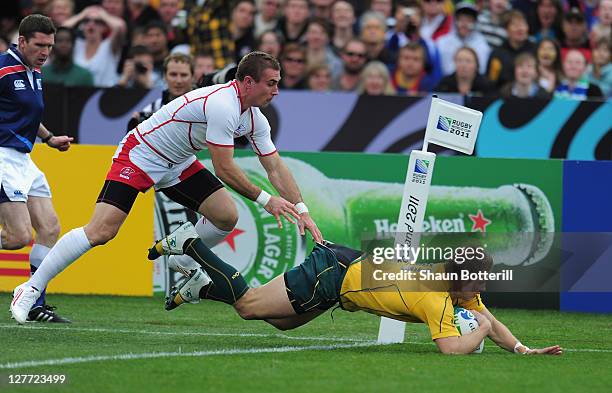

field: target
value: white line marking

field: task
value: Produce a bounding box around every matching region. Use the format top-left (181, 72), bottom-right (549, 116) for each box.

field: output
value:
top-left (2, 324), bottom-right (610, 360)
top-left (0, 324), bottom-right (373, 343)
top-left (0, 342), bottom-right (375, 369)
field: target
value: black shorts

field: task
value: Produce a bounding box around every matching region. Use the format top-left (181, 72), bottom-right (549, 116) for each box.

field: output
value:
top-left (284, 242), bottom-right (362, 314)
top-left (96, 166), bottom-right (223, 214)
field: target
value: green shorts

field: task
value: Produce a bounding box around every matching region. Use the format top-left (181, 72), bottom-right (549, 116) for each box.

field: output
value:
top-left (284, 242), bottom-right (362, 314)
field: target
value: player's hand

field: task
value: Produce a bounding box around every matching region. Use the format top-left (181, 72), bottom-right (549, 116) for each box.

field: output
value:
top-left (47, 135), bottom-right (73, 151)
top-left (264, 196), bottom-right (300, 229)
top-left (297, 212), bottom-right (323, 243)
top-left (526, 345), bottom-right (563, 355)
top-left (471, 310), bottom-right (491, 332)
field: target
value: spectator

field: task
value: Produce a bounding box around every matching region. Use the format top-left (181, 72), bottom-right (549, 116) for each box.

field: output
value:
top-left (307, 63), bottom-right (332, 92)
top-left (117, 45), bottom-right (155, 89)
top-left (358, 60), bottom-right (396, 95)
top-left (487, 10), bottom-right (536, 87)
top-left (391, 42), bottom-right (437, 95)
top-left (276, 0), bottom-right (309, 44)
top-left (125, 0), bottom-right (161, 28)
top-left (332, 38), bottom-right (368, 91)
top-left (0, 36), bottom-right (9, 52)
top-left (312, 0), bottom-right (335, 20)
top-left (254, 0), bottom-right (281, 38)
top-left (419, 0), bottom-right (452, 42)
top-left (536, 38), bottom-right (562, 93)
top-left (231, 0), bottom-right (257, 62)
top-left (0, 2), bottom-right (20, 45)
top-left (437, 2), bottom-right (491, 76)
top-left (500, 52), bottom-right (550, 98)
top-left (47, 0), bottom-right (74, 27)
top-left (187, 0), bottom-right (234, 69)
top-left (63, 5), bottom-right (126, 87)
top-left (158, 0), bottom-right (188, 50)
top-left (368, 0), bottom-right (394, 29)
top-left (477, 0), bottom-right (509, 48)
top-left (560, 8), bottom-right (591, 63)
top-left (25, 0), bottom-right (52, 15)
top-left (256, 29), bottom-right (283, 59)
top-left (42, 27), bottom-right (94, 86)
top-left (387, 1), bottom-right (443, 87)
top-left (193, 52), bottom-right (216, 83)
top-left (555, 49), bottom-right (604, 100)
top-left (530, 0), bottom-right (562, 42)
top-left (128, 52), bottom-right (195, 131)
top-left (305, 18), bottom-right (343, 80)
top-left (131, 26), bottom-right (148, 47)
top-left (360, 11), bottom-right (395, 66)
top-left (435, 46), bottom-right (494, 95)
top-left (144, 21), bottom-right (169, 86)
top-left (279, 43), bottom-right (307, 89)
top-left (101, 0), bottom-right (125, 18)
top-left (590, 0), bottom-right (612, 45)
top-left (331, 1), bottom-right (356, 52)
top-left (586, 38), bottom-right (612, 97)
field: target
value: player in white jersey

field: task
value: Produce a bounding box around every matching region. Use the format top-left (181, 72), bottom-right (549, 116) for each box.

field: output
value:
top-left (10, 51), bottom-right (323, 324)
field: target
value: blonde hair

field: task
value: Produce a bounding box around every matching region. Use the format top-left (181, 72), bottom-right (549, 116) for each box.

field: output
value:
top-left (357, 61), bottom-right (396, 95)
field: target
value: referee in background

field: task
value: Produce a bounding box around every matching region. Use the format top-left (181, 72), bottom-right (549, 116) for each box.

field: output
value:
top-left (0, 15), bottom-right (73, 322)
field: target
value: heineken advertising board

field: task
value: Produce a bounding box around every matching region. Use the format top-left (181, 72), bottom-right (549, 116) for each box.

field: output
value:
top-left (154, 152), bottom-right (563, 311)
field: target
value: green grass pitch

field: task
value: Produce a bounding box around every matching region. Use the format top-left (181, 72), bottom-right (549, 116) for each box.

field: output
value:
top-left (0, 293), bottom-right (611, 393)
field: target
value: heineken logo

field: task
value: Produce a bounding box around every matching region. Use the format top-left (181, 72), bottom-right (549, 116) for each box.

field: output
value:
top-left (374, 210), bottom-right (492, 235)
top-left (414, 159), bottom-right (429, 175)
top-left (436, 115), bottom-right (473, 138)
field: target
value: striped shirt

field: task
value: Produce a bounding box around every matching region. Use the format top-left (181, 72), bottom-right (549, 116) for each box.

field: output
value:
top-left (477, 10), bottom-right (507, 49)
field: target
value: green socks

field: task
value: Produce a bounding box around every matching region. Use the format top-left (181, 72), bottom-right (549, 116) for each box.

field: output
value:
top-left (184, 238), bottom-right (249, 305)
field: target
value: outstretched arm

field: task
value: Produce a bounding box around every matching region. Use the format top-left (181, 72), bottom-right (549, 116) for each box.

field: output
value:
top-left (258, 152), bottom-right (323, 242)
top-left (478, 307), bottom-right (563, 355)
top-left (208, 145), bottom-right (300, 228)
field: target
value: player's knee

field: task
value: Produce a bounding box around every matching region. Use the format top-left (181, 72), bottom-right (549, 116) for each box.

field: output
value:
top-left (4, 228), bottom-right (32, 249)
top-left (85, 223), bottom-right (120, 246)
top-left (212, 210), bottom-right (238, 232)
top-left (234, 301), bottom-right (257, 320)
top-left (233, 292), bottom-right (259, 320)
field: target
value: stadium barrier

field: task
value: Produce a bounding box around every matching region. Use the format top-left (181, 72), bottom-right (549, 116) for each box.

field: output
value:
top-left (0, 145), bottom-right (154, 296)
top-left (43, 85), bottom-right (610, 160)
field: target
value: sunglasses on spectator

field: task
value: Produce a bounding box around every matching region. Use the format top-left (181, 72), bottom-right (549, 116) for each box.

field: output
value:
top-left (423, 0), bottom-right (444, 3)
top-left (284, 57), bottom-right (306, 64)
top-left (344, 51), bottom-right (367, 58)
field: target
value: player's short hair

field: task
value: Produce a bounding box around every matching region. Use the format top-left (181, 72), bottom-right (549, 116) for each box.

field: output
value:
top-left (19, 14), bottom-right (56, 41)
top-left (163, 52), bottom-right (194, 76)
top-left (236, 51), bottom-right (281, 82)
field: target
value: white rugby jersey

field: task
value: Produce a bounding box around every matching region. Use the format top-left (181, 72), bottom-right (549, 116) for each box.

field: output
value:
top-left (134, 80), bottom-right (276, 164)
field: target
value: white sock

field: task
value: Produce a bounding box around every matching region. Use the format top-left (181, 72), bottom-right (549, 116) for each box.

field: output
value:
top-left (29, 244), bottom-right (51, 269)
top-left (171, 218), bottom-right (232, 272)
top-left (195, 217), bottom-right (231, 247)
top-left (28, 227), bottom-right (92, 291)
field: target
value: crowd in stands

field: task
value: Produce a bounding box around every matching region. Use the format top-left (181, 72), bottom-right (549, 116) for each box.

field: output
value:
top-left (2, 0), bottom-right (610, 100)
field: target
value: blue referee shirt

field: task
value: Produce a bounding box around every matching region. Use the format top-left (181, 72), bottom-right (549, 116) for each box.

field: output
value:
top-left (0, 44), bottom-right (44, 153)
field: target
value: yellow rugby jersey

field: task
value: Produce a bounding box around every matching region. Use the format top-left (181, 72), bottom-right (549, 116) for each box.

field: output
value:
top-left (339, 261), bottom-right (485, 340)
